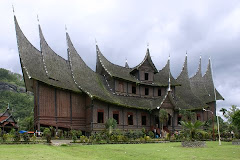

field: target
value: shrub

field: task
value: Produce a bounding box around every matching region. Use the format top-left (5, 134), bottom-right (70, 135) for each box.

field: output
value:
top-left (31, 135), bottom-right (37, 142)
top-left (43, 128), bottom-right (51, 143)
top-left (71, 130), bottom-right (77, 143)
top-left (122, 136), bottom-right (129, 142)
top-left (142, 128), bottom-right (146, 136)
top-left (148, 131), bottom-right (154, 139)
top-left (144, 135), bottom-right (150, 142)
top-left (23, 133), bottom-right (30, 142)
top-left (14, 132), bottom-right (20, 142)
top-left (105, 118), bottom-right (117, 134)
top-left (2, 134), bottom-right (8, 142)
top-left (80, 135), bottom-right (86, 143)
top-left (77, 130), bottom-right (82, 138)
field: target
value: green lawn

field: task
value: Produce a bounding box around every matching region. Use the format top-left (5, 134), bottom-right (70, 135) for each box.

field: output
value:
top-left (0, 142), bottom-right (239, 160)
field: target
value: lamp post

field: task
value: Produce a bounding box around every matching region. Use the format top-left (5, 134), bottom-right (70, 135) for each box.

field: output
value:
top-left (216, 115), bottom-right (221, 145)
top-left (203, 108), bottom-right (217, 142)
top-left (157, 106), bottom-right (160, 138)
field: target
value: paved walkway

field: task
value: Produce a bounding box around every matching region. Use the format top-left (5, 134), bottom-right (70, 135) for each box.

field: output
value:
top-left (51, 140), bottom-right (72, 146)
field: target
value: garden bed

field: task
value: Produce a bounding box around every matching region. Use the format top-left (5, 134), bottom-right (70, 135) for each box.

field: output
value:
top-left (232, 139), bottom-right (240, 145)
top-left (181, 141), bottom-right (206, 147)
top-left (70, 140), bottom-right (170, 145)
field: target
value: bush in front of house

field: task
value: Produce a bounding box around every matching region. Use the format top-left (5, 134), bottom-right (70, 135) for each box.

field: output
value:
top-left (43, 128), bottom-right (51, 143)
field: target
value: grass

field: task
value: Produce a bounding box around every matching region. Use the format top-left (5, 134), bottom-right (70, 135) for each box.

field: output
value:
top-left (0, 141), bottom-right (239, 160)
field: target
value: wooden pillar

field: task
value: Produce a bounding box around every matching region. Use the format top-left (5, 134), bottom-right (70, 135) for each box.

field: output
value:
top-left (70, 93), bottom-right (72, 125)
top-left (91, 99), bottom-right (94, 132)
top-left (122, 108), bottom-right (124, 130)
top-left (37, 81), bottom-right (40, 132)
top-left (136, 109), bottom-right (138, 128)
top-left (172, 112), bottom-right (175, 133)
top-left (55, 88), bottom-right (57, 124)
top-left (108, 104), bottom-right (109, 119)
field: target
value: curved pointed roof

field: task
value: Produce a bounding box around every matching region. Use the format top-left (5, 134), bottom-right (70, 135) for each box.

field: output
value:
top-left (67, 32), bottom-right (116, 101)
top-left (96, 45), bottom-right (139, 82)
top-left (202, 58), bottom-right (224, 102)
top-left (154, 58), bottom-right (179, 86)
top-left (38, 25), bottom-right (79, 92)
top-left (67, 33), bottom-right (169, 109)
top-left (175, 55), bottom-right (207, 109)
top-left (189, 57), bottom-right (211, 103)
top-left (14, 15), bottom-right (80, 92)
top-left (131, 48), bottom-right (158, 73)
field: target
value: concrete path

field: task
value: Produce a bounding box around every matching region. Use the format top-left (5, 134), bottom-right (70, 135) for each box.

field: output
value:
top-left (51, 140), bottom-right (72, 146)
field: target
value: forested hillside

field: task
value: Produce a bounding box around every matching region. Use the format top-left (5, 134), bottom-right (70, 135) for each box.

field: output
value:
top-left (0, 68), bottom-right (34, 131)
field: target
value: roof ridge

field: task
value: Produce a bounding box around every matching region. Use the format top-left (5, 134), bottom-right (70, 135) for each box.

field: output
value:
top-left (131, 48), bottom-right (158, 73)
top-left (96, 45), bottom-right (133, 69)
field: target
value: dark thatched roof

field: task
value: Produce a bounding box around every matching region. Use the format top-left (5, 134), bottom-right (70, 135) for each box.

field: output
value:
top-left (154, 58), bottom-right (180, 87)
top-left (175, 55), bottom-right (208, 109)
top-left (14, 15), bottom-right (224, 111)
top-left (131, 48), bottom-right (158, 73)
top-left (14, 16), bottom-right (80, 93)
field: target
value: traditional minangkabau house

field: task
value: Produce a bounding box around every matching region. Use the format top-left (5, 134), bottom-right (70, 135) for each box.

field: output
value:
top-left (13, 15), bottom-right (224, 135)
top-left (0, 106), bottom-right (18, 133)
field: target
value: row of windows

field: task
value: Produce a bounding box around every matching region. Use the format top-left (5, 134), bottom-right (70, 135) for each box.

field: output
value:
top-left (98, 111), bottom-right (147, 126)
top-left (177, 114), bottom-right (201, 125)
top-left (119, 82), bottom-right (162, 96)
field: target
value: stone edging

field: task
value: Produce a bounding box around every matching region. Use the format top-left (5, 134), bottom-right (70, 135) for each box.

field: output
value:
top-left (232, 140), bottom-right (240, 145)
top-left (181, 141), bottom-right (206, 147)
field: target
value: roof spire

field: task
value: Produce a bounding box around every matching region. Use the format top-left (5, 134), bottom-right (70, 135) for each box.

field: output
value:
top-left (12, 4), bottom-right (15, 15)
top-left (65, 24), bottom-right (68, 32)
top-left (125, 58), bottom-right (129, 68)
top-left (198, 55), bottom-right (202, 74)
top-left (147, 42), bottom-right (149, 48)
top-left (37, 14), bottom-right (39, 24)
top-left (95, 38), bottom-right (98, 45)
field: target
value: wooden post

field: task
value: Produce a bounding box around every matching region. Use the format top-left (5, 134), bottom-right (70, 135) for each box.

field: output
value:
top-left (70, 93), bottom-right (72, 125)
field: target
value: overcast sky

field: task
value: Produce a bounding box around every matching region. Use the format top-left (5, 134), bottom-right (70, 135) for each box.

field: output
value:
top-left (0, 0), bottom-right (240, 116)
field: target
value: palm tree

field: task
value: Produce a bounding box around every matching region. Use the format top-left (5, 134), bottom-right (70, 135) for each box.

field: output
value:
top-left (180, 120), bottom-right (204, 141)
top-left (179, 109), bottom-right (196, 122)
top-left (220, 108), bottom-right (227, 115)
top-left (159, 109), bottom-right (168, 131)
top-left (105, 118), bottom-right (117, 134)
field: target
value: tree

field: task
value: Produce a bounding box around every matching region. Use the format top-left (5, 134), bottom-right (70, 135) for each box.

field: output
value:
top-left (220, 108), bottom-right (227, 116)
top-left (232, 110), bottom-right (240, 132)
top-left (159, 109), bottom-right (168, 131)
top-left (43, 128), bottom-right (51, 143)
top-left (179, 109), bottom-right (196, 122)
top-left (180, 120), bottom-right (204, 141)
top-left (105, 118), bottom-right (117, 135)
top-left (224, 105), bottom-right (239, 123)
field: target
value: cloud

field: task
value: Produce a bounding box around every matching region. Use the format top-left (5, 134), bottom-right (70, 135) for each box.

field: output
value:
top-left (0, 0), bottom-right (240, 117)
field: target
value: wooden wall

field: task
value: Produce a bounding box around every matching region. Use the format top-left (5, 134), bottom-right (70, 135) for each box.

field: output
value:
top-left (34, 81), bottom-right (86, 131)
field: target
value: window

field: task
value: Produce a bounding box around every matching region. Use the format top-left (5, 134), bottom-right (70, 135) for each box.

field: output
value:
top-left (168, 114), bottom-right (171, 125)
top-left (145, 88), bottom-right (149, 95)
top-left (127, 113), bottom-right (133, 125)
top-left (97, 110), bottom-right (104, 123)
top-left (158, 89), bottom-right (161, 96)
top-left (118, 81), bottom-right (124, 92)
top-left (113, 111), bottom-right (119, 124)
top-left (142, 115), bottom-right (146, 125)
top-left (197, 114), bottom-right (201, 121)
top-left (132, 85), bottom-right (136, 94)
top-left (178, 116), bottom-right (182, 125)
top-left (145, 73), bottom-right (149, 80)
